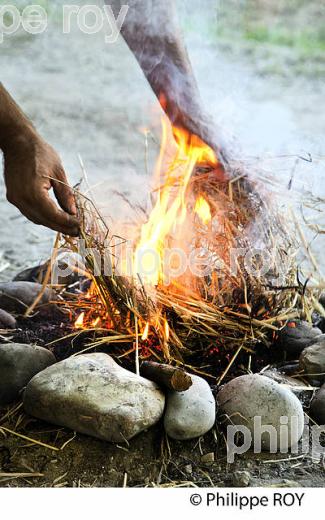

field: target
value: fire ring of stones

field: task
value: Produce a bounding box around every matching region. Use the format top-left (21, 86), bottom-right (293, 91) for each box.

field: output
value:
top-left (0, 273), bottom-right (324, 450)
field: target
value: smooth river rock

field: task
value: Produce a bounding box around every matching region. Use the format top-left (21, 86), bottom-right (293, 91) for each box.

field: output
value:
top-left (0, 282), bottom-right (54, 313)
top-left (51, 252), bottom-right (86, 285)
top-left (277, 320), bottom-right (322, 355)
top-left (24, 353), bottom-right (165, 442)
top-left (164, 375), bottom-right (216, 440)
top-left (217, 374), bottom-right (304, 450)
top-left (14, 253), bottom-right (85, 286)
top-left (14, 263), bottom-right (48, 283)
top-left (0, 343), bottom-right (56, 405)
top-left (232, 470), bottom-right (251, 487)
top-left (0, 309), bottom-right (17, 329)
top-left (299, 338), bottom-right (325, 383)
top-left (310, 384), bottom-right (325, 425)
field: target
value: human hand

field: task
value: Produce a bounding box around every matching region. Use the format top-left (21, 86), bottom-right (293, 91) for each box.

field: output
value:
top-left (3, 132), bottom-right (80, 236)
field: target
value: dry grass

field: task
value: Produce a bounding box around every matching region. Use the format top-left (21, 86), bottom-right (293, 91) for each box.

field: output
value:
top-left (54, 156), bottom-right (323, 381)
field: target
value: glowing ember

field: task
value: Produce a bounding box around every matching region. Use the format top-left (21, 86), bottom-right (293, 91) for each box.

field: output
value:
top-left (164, 319), bottom-right (170, 342)
top-left (141, 321), bottom-right (150, 341)
top-left (134, 119), bottom-right (218, 285)
top-left (194, 195), bottom-right (211, 225)
top-left (75, 312), bottom-right (85, 329)
top-left (92, 317), bottom-right (101, 328)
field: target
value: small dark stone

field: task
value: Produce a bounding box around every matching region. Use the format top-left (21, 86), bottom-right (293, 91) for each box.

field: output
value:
top-left (51, 253), bottom-right (85, 286)
top-left (299, 338), bottom-right (325, 384)
top-left (310, 384), bottom-right (325, 424)
top-left (0, 343), bottom-right (56, 405)
top-left (13, 253), bottom-right (85, 288)
top-left (0, 309), bottom-right (17, 329)
top-left (317, 319), bottom-right (325, 334)
top-left (311, 312), bottom-right (325, 333)
top-left (232, 470), bottom-right (251, 487)
top-left (201, 452), bottom-right (215, 464)
top-left (277, 320), bottom-right (322, 355)
top-left (275, 362), bottom-right (299, 375)
top-left (0, 282), bottom-right (54, 314)
top-left (13, 263), bottom-right (48, 283)
top-left (308, 379), bottom-right (322, 388)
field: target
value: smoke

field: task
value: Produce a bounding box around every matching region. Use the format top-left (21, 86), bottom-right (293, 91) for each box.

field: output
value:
top-left (85, 1), bottom-right (325, 274)
top-left (1, 0), bottom-right (324, 277)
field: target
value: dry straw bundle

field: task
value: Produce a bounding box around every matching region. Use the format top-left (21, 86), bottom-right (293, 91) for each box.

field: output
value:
top-left (60, 148), bottom-right (318, 382)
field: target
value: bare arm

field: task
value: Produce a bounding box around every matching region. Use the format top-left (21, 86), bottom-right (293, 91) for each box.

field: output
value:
top-left (0, 83), bottom-right (79, 236)
top-left (111, 0), bottom-right (228, 162)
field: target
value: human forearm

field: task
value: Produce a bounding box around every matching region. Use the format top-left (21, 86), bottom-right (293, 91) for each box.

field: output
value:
top-left (0, 83), bottom-right (37, 153)
top-left (110, 1), bottom-right (228, 162)
top-left (111, 1), bottom-right (199, 111)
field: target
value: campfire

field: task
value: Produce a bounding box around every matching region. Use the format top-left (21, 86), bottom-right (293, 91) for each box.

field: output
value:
top-left (1, 113), bottom-right (324, 470)
top-left (53, 116), bottom-right (309, 383)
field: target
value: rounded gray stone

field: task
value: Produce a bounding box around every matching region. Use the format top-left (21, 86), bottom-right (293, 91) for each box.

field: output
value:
top-left (232, 470), bottom-right (251, 487)
top-left (278, 320), bottom-right (322, 355)
top-left (0, 343), bottom-right (56, 405)
top-left (24, 353), bottom-right (165, 442)
top-left (14, 263), bottom-right (48, 283)
top-left (51, 252), bottom-right (86, 285)
top-left (0, 282), bottom-right (54, 313)
top-left (310, 384), bottom-right (325, 424)
top-left (14, 254), bottom-right (86, 286)
top-left (299, 338), bottom-right (325, 383)
top-left (0, 309), bottom-right (17, 329)
top-left (164, 375), bottom-right (216, 440)
top-left (217, 374), bottom-right (304, 450)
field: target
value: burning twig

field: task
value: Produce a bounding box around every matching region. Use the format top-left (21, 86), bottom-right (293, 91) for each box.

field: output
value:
top-left (140, 361), bottom-right (192, 392)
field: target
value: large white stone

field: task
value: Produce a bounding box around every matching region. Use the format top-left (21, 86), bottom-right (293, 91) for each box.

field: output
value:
top-left (164, 375), bottom-right (216, 440)
top-left (217, 374), bottom-right (304, 451)
top-left (24, 353), bottom-right (165, 442)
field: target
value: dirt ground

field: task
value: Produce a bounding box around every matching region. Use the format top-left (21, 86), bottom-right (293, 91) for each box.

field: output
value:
top-left (1, 0), bottom-right (325, 487)
top-left (1, 400), bottom-right (324, 488)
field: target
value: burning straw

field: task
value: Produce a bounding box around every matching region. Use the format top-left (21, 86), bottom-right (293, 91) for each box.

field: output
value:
top-left (58, 121), bottom-right (321, 381)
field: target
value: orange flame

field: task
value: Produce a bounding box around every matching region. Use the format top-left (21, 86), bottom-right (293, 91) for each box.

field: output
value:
top-left (194, 195), bottom-right (211, 225)
top-left (164, 319), bottom-right (170, 342)
top-left (134, 119), bottom-right (217, 285)
top-left (75, 312), bottom-right (85, 329)
top-left (92, 317), bottom-right (101, 328)
top-left (141, 321), bottom-right (150, 341)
